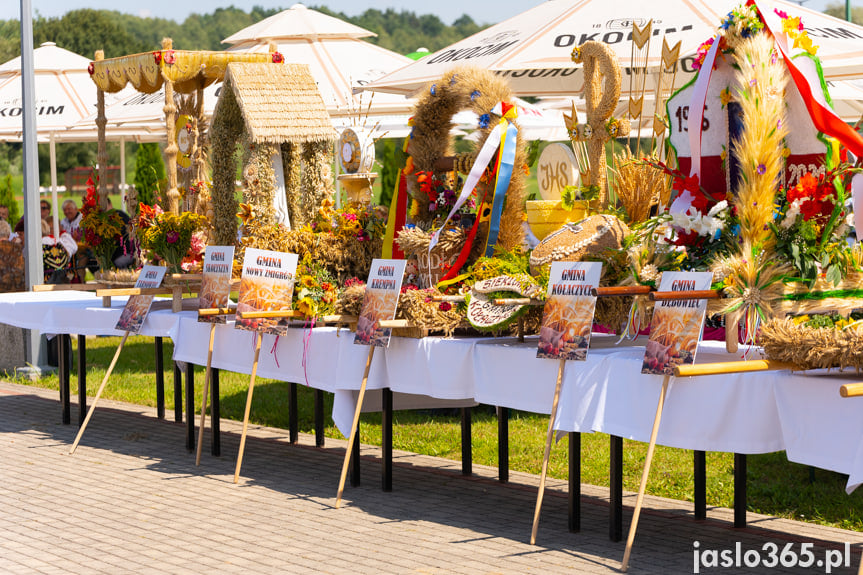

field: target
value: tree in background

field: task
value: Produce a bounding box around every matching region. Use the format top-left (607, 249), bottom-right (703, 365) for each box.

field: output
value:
top-left (0, 175), bottom-right (19, 224)
top-left (825, 3), bottom-right (863, 24)
top-left (133, 143), bottom-right (165, 206)
top-left (376, 138), bottom-right (405, 210)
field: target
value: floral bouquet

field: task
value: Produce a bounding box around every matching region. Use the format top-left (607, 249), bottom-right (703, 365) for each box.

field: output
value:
top-left (293, 252), bottom-right (339, 320)
top-left (312, 198), bottom-right (387, 243)
top-left (771, 167), bottom-right (857, 286)
top-left (81, 175), bottom-right (125, 271)
top-left (410, 171), bottom-right (476, 229)
top-left (631, 162), bottom-right (733, 270)
top-left (135, 203), bottom-right (207, 274)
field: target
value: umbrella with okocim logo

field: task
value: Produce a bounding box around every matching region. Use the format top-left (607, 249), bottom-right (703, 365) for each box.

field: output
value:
top-left (362, 0), bottom-right (863, 99)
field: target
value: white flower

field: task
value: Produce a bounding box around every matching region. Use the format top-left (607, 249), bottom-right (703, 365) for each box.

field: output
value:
top-left (707, 200), bottom-right (728, 218)
top-left (780, 200), bottom-right (802, 229)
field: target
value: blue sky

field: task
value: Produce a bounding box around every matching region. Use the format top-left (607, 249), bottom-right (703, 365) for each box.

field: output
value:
top-left (2, 1), bottom-right (853, 26)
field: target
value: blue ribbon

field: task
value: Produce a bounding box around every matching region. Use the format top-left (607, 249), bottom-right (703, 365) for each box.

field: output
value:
top-left (484, 121), bottom-right (519, 257)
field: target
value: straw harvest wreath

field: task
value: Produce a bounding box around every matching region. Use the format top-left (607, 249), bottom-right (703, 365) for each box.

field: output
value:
top-left (405, 66), bottom-right (528, 257)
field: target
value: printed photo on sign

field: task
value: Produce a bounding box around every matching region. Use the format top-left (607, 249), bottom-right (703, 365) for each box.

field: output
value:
top-left (641, 271), bottom-right (713, 376)
top-left (537, 261), bottom-right (601, 361)
top-left (354, 259), bottom-right (406, 348)
top-left (235, 248), bottom-right (299, 336)
top-left (115, 265), bottom-right (167, 334)
top-left (198, 246), bottom-right (235, 324)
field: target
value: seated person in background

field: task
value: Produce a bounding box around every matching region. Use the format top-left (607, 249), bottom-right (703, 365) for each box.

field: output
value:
top-left (0, 221), bottom-right (23, 292)
top-left (112, 210), bottom-right (135, 269)
top-left (60, 199), bottom-right (83, 240)
top-left (41, 218), bottom-right (78, 284)
top-left (40, 200), bottom-right (51, 222)
top-left (12, 217), bottom-right (24, 243)
top-left (0, 204), bottom-right (9, 222)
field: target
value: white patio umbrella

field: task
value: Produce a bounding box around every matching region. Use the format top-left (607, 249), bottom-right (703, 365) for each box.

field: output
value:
top-left (222, 3), bottom-right (414, 117)
top-left (363, 0), bottom-right (863, 99)
top-left (0, 42), bottom-right (136, 236)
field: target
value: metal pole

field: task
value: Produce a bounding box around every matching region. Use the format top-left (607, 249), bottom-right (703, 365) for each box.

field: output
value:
top-left (120, 136), bottom-right (126, 198)
top-left (847, 0), bottom-right (852, 23)
top-left (19, 0), bottom-right (48, 375)
top-left (50, 133), bottom-right (59, 238)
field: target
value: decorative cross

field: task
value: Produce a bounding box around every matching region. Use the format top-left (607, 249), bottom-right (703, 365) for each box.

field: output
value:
top-left (565, 41), bottom-right (630, 207)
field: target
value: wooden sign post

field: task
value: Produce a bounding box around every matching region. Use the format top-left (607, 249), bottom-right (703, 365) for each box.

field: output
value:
top-left (234, 331), bottom-right (263, 483)
top-left (231, 248), bottom-right (299, 484)
top-left (838, 381), bottom-right (863, 575)
top-left (193, 246), bottom-right (235, 466)
top-left (335, 258), bottom-right (406, 508)
top-left (69, 332), bottom-right (130, 454)
top-left (621, 272), bottom-right (713, 571)
top-left (195, 323), bottom-right (217, 466)
top-left (530, 261), bottom-right (602, 544)
top-left (335, 346), bottom-right (375, 508)
top-left (69, 265), bottom-right (167, 454)
top-left (621, 357), bottom-right (797, 571)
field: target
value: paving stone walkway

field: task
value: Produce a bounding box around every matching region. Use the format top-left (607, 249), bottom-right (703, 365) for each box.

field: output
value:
top-left (1, 380), bottom-right (861, 574)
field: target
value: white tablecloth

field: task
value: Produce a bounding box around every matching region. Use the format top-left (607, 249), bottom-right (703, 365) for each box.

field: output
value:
top-left (0, 290), bottom-right (191, 337)
top-left (4, 291), bottom-right (863, 493)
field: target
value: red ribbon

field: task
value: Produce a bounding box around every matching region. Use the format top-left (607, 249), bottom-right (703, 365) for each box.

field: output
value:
top-left (438, 200), bottom-right (486, 283)
top-left (751, 0), bottom-right (863, 158)
top-left (269, 335), bottom-right (281, 369)
top-left (391, 172), bottom-right (408, 260)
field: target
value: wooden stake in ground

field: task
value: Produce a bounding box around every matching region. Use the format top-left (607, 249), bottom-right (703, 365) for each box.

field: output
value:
top-left (195, 323), bottom-right (217, 466)
top-left (621, 374), bottom-right (671, 572)
top-left (335, 346), bottom-right (376, 508)
top-left (233, 332), bottom-right (263, 484)
top-left (69, 331), bottom-right (130, 455)
top-left (530, 357), bottom-right (566, 545)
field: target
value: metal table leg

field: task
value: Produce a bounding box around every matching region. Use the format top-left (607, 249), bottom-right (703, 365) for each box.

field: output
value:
top-left (382, 388), bottom-right (393, 492)
top-left (77, 335), bottom-right (86, 425)
top-left (461, 407), bottom-right (472, 476)
top-left (211, 368), bottom-right (220, 456)
top-left (154, 336), bottom-right (165, 419)
top-left (694, 450), bottom-right (707, 520)
top-left (569, 431), bottom-right (581, 533)
top-left (609, 435), bottom-right (623, 542)
top-left (497, 406), bottom-right (509, 483)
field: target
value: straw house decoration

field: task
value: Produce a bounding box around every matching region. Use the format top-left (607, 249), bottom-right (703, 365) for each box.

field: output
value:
top-left (209, 62), bottom-right (336, 247)
top-left (89, 39), bottom-right (281, 217)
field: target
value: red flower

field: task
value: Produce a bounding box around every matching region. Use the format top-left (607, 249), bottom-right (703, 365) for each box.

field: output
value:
top-left (438, 301), bottom-right (453, 312)
top-left (272, 52), bottom-right (284, 63)
top-left (153, 51), bottom-right (162, 65)
top-left (671, 229), bottom-right (704, 248)
top-left (163, 50), bottom-right (175, 65)
top-left (87, 62), bottom-right (94, 75)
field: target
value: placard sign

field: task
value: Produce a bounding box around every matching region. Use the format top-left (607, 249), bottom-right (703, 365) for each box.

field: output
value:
top-left (234, 248), bottom-right (298, 336)
top-left (115, 265), bottom-right (167, 333)
top-left (198, 246), bottom-right (235, 324)
top-left (537, 261), bottom-right (601, 361)
top-left (354, 258), bottom-right (406, 348)
top-left (537, 143), bottom-right (580, 201)
top-left (641, 271), bottom-right (713, 375)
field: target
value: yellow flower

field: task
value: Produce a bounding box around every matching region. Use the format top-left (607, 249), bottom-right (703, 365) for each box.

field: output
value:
top-left (719, 87), bottom-right (732, 107)
top-left (296, 297), bottom-right (316, 318)
top-left (782, 16), bottom-right (802, 36)
top-left (237, 203), bottom-right (254, 225)
top-left (300, 275), bottom-right (316, 288)
top-left (782, 147), bottom-right (791, 158)
top-left (794, 33), bottom-right (818, 55)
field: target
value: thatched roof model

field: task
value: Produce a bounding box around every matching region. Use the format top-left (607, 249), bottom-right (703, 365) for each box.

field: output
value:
top-left (217, 62), bottom-right (335, 145)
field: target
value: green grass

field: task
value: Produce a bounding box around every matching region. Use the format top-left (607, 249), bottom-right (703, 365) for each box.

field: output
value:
top-left (11, 335), bottom-right (863, 532)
